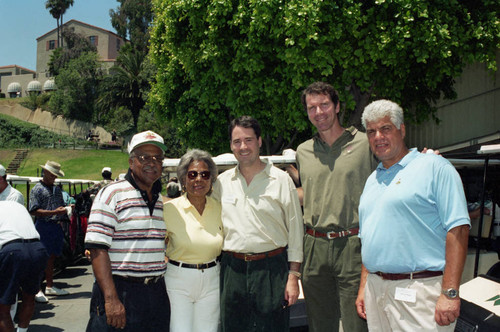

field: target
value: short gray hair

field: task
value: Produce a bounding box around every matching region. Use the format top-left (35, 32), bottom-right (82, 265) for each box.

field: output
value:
top-left (177, 149), bottom-right (218, 188)
top-left (362, 99), bottom-right (404, 129)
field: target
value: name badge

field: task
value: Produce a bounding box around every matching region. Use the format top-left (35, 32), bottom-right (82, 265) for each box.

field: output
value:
top-left (222, 195), bottom-right (236, 205)
top-left (394, 287), bottom-right (417, 303)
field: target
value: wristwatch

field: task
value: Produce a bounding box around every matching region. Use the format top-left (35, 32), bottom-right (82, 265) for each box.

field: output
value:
top-left (442, 288), bottom-right (459, 299)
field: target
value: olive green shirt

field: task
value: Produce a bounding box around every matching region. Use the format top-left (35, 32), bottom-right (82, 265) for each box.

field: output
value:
top-left (296, 126), bottom-right (377, 231)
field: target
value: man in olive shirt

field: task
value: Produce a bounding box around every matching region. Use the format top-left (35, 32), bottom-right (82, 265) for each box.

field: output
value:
top-left (295, 82), bottom-right (377, 332)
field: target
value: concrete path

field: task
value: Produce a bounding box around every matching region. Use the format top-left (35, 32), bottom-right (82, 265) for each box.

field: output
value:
top-left (28, 260), bottom-right (94, 331)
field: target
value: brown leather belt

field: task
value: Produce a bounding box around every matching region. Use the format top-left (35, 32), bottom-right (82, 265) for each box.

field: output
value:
top-left (305, 226), bottom-right (359, 239)
top-left (226, 247), bottom-right (286, 262)
top-left (375, 270), bottom-right (443, 280)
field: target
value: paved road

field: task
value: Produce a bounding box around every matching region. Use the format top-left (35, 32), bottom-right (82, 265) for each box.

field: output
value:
top-left (28, 260), bottom-right (94, 331)
top-left (21, 260), bottom-right (325, 331)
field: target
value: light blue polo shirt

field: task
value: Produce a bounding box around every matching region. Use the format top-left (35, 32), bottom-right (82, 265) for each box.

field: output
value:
top-left (359, 148), bottom-right (470, 273)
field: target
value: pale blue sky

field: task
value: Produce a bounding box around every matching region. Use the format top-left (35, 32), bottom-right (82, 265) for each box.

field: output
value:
top-left (0, 0), bottom-right (119, 70)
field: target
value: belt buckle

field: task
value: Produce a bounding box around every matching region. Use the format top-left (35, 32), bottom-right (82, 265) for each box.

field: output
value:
top-left (144, 276), bottom-right (159, 285)
top-left (244, 254), bottom-right (252, 262)
top-left (326, 231), bottom-right (336, 239)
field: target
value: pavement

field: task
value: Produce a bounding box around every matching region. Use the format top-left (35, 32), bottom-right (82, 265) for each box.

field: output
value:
top-left (19, 260), bottom-right (338, 332)
top-left (26, 259), bottom-right (94, 331)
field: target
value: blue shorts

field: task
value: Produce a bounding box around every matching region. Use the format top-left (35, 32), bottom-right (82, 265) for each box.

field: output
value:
top-left (0, 241), bottom-right (48, 305)
top-left (35, 220), bottom-right (64, 255)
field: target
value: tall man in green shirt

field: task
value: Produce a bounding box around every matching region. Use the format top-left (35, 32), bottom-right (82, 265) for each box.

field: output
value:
top-left (295, 82), bottom-right (377, 332)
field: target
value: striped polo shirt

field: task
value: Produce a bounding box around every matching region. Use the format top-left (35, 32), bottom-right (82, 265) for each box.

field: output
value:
top-left (85, 172), bottom-right (167, 277)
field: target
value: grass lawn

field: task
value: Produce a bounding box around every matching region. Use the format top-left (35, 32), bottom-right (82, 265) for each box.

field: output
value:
top-left (1, 148), bottom-right (131, 198)
top-left (1, 148), bottom-right (130, 180)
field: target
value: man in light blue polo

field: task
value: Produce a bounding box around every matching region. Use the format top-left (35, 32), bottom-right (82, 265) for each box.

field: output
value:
top-left (355, 100), bottom-right (470, 331)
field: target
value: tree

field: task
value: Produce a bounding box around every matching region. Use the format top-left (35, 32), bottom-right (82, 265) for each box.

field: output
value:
top-left (97, 48), bottom-right (153, 129)
top-left (149, 0), bottom-right (499, 155)
top-left (46, 0), bottom-right (63, 47)
top-left (45, 0), bottom-right (74, 48)
top-left (49, 52), bottom-right (103, 122)
top-left (48, 29), bottom-right (97, 76)
top-left (110, 0), bottom-right (154, 54)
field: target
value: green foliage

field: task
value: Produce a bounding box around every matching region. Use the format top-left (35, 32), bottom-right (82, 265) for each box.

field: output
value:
top-left (97, 48), bottom-right (152, 129)
top-left (137, 108), bottom-right (185, 158)
top-left (110, 0), bottom-right (154, 53)
top-left (0, 113), bottom-right (86, 148)
top-left (49, 52), bottom-right (103, 122)
top-left (48, 29), bottom-right (97, 76)
top-left (149, 0), bottom-right (499, 154)
top-left (100, 106), bottom-right (135, 139)
top-left (20, 93), bottom-right (52, 111)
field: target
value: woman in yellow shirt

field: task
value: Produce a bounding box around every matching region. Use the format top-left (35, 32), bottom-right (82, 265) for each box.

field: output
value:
top-left (164, 149), bottom-right (223, 332)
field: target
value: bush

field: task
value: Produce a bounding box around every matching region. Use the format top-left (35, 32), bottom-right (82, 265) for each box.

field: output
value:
top-left (20, 93), bottom-right (52, 111)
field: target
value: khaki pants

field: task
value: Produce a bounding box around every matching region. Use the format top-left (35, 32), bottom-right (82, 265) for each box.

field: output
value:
top-left (365, 273), bottom-right (456, 331)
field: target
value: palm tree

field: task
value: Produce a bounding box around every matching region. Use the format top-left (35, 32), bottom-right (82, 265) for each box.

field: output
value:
top-left (59, 0), bottom-right (75, 47)
top-left (97, 48), bottom-right (152, 129)
top-left (46, 0), bottom-right (63, 47)
top-left (45, 0), bottom-right (74, 48)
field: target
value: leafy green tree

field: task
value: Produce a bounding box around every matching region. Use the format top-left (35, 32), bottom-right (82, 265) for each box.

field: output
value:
top-left (149, 0), bottom-right (499, 155)
top-left (110, 0), bottom-right (154, 53)
top-left (49, 52), bottom-right (103, 122)
top-left (48, 29), bottom-right (97, 76)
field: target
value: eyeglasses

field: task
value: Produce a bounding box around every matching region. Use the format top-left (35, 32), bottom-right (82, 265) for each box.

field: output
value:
top-left (134, 155), bottom-right (164, 165)
top-left (187, 171), bottom-right (211, 180)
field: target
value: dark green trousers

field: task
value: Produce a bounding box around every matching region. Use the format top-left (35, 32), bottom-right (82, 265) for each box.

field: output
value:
top-left (220, 250), bottom-right (289, 332)
top-left (302, 234), bottom-right (368, 332)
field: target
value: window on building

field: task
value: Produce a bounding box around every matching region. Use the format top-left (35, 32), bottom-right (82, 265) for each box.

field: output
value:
top-left (89, 36), bottom-right (98, 46)
top-left (49, 40), bottom-right (56, 50)
top-left (116, 38), bottom-right (121, 51)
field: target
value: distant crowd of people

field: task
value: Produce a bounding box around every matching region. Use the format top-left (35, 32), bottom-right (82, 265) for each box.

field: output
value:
top-left (1, 81), bottom-right (473, 332)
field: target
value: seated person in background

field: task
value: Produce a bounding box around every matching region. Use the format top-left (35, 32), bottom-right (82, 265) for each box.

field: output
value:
top-left (164, 177), bottom-right (182, 202)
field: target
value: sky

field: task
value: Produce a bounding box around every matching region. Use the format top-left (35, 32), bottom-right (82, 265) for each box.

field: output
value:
top-left (0, 0), bottom-right (119, 71)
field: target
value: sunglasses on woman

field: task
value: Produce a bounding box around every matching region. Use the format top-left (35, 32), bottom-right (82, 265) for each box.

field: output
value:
top-left (187, 171), bottom-right (211, 180)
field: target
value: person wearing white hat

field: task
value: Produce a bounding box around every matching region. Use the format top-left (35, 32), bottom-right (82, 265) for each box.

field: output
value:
top-left (0, 164), bottom-right (24, 204)
top-left (86, 167), bottom-right (113, 198)
top-left (85, 130), bottom-right (170, 331)
top-left (28, 161), bottom-right (69, 302)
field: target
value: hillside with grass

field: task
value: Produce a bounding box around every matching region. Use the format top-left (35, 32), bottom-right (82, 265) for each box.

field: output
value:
top-left (11, 149), bottom-right (130, 180)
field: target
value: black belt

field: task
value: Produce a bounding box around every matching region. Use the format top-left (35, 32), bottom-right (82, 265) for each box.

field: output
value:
top-left (375, 270), bottom-right (443, 280)
top-left (168, 260), bottom-right (217, 269)
top-left (1, 238), bottom-right (39, 249)
top-left (306, 226), bottom-right (359, 239)
top-left (113, 274), bottom-right (163, 285)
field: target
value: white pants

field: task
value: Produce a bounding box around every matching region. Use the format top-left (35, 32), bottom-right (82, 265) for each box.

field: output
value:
top-left (365, 273), bottom-right (456, 331)
top-left (165, 261), bottom-right (220, 332)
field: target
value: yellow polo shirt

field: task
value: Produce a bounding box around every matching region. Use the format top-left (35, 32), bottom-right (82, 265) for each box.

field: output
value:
top-left (164, 194), bottom-right (223, 264)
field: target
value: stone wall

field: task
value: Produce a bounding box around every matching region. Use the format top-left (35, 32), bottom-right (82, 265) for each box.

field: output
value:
top-left (0, 102), bottom-right (111, 142)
